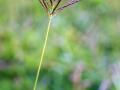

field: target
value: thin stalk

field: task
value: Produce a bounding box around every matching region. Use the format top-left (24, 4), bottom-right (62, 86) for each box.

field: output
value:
top-left (33, 16), bottom-right (52, 90)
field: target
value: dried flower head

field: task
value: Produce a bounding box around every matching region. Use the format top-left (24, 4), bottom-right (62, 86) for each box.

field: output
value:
top-left (39, 0), bottom-right (80, 16)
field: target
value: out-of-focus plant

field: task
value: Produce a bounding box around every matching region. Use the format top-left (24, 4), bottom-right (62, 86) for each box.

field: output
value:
top-left (0, 0), bottom-right (120, 90)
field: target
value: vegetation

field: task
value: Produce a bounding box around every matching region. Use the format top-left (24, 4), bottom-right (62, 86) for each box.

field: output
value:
top-left (0, 0), bottom-right (120, 90)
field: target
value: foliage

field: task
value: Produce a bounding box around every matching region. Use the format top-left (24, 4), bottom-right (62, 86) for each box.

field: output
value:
top-left (0, 0), bottom-right (120, 90)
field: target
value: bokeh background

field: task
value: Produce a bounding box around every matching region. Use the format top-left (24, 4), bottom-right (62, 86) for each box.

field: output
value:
top-left (0, 0), bottom-right (120, 90)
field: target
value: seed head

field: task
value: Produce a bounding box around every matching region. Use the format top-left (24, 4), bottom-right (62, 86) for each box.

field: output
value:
top-left (39, 0), bottom-right (80, 16)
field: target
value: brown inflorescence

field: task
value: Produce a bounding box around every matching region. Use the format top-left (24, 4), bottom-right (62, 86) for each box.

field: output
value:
top-left (39, 0), bottom-right (80, 16)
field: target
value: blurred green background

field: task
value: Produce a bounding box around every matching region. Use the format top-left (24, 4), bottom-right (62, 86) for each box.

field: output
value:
top-left (0, 0), bottom-right (120, 90)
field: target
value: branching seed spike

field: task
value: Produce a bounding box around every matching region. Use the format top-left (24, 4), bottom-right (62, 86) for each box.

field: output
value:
top-left (38, 0), bottom-right (80, 16)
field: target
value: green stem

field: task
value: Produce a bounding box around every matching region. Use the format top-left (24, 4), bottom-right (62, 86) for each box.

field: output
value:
top-left (33, 16), bottom-right (52, 90)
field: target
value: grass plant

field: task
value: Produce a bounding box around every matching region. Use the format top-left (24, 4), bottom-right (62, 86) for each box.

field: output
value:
top-left (33, 0), bottom-right (80, 90)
